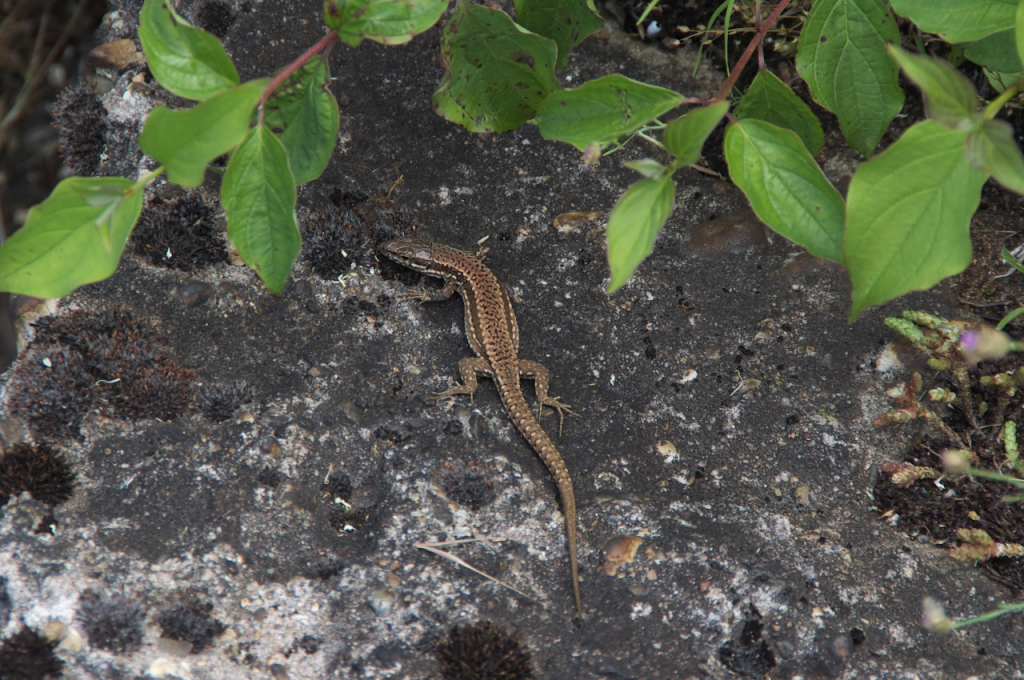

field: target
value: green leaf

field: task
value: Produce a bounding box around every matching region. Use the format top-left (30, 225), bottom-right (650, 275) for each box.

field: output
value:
top-left (961, 28), bottom-right (1022, 72)
top-left (0, 177), bottom-right (143, 298)
top-left (795, 0), bottom-right (904, 156)
top-left (138, 0), bottom-right (239, 100)
top-left (606, 175), bottom-right (675, 293)
top-left (1017, 0), bottom-right (1024, 69)
top-left (846, 120), bottom-right (989, 321)
top-left (890, 0), bottom-right (1016, 43)
top-left (533, 74), bottom-right (683, 151)
top-left (325, 0), bottom-right (446, 45)
top-left (965, 118), bottom-right (1024, 195)
top-left (733, 71), bottom-right (824, 156)
top-left (997, 305), bottom-right (1024, 331)
top-left (1002, 246), bottom-right (1024, 275)
top-left (139, 78), bottom-right (267, 187)
top-left (623, 158), bottom-right (666, 178)
top-left (433, 1), bottom-right (559, 133)
top-left (513, 0), bottom-right (604, 69)
top-left (663, 100), bottom-right (729, 166)
top-left (263, 56), bottom-right (340, 185)
top-left (221, 125), bottom-right (300, 295)
top-left (723, 119), bottom-right (845, 263)
top-left (888, 45), bottom-right (977, 126)
top-left (984, 67), bottom-right (1024, 93)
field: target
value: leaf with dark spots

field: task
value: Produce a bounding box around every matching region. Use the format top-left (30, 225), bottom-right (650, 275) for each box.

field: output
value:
top-left (433, 1), bottom-right (558, 133)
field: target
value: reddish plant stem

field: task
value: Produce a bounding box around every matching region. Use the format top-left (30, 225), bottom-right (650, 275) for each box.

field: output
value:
top-left (755, 2), bottom-right (766, 71)
top-left (257, 30), bottom-right (339, 126)
top-left (712, 0), bottom-right (791, 102)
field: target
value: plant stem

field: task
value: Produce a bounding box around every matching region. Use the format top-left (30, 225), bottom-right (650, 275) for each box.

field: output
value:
top-left (953, 601), bottom-right (1024, 629)
top-left (257, 30), bottom-right (339, 126)
top-left (984, 75), bottom-right (1024, 119)
top-left (712, 0), bottom-right (791, 102)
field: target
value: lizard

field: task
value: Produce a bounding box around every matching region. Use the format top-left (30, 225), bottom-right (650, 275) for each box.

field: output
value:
top-left (380, 236), bottom-right (583, 621)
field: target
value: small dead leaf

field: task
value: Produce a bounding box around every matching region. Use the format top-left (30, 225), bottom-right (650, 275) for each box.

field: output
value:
top-left (553, 211), bottom-right (603, 233)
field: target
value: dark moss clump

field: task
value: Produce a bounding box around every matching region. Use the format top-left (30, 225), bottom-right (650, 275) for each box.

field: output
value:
top-left (132, 194), bottom-right (227, 271)
top-left (158, 597), bottom-right (225, 653)
top-left (52, 83), bottom-right (108, 176)
top-left (7, 307), bottom-right (195, 439)
top-left (440, 462), bottom-right (495, 510)
top-left (195, 0), bottom-right (234, 37)
top-left (0, 443), bottom-right (75, 507)
top-left (320, 467), bottom-right (352, 501)
top-left (78, 590), bottom-right (146, 654)
top-left (436, 621), bottom-right (533, 680)
top-left (196, 380), bottom-right (256, 422)
top-left (717, 608), bottom-right (777, 677)
top-left (301, 192), bottom-right (415, 279)
top-left (0, 626), bottom-right (64, 679)
top-left (306, 554), bottom-right (347, 580)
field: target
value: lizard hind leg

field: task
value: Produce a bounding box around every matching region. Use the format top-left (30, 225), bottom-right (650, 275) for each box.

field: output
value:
top-left (519, 359), bottom-right (577, 437)
top-left (429, 357), bottom-right (491, 403)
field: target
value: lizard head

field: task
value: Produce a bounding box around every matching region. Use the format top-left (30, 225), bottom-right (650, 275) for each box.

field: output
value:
top-left (379, 237), bottom-right (434, 272)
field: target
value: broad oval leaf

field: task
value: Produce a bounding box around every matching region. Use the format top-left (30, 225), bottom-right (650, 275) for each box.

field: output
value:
top-left (965, 119), bottom-right (1024, 195)
top-left (326, 0), bottom-right (446, 45)
top-left (733, 71), bottom-right (823, 156)
top-left (888, 45), bottom-right (977, 126)
top-left (138, 0), bottom-right (239, 100)
top-left (222, 125), bottom-right (300, 296)
top-left (0, 177), bottom-right (143, 298)
top-left (890, 0), bottom-right (1016, 43)
top-left (139, 78), bottom-right (267, 187)
top-left (1017, 0), bottom-right (1024, 70)
top-left (263, 56), bottom-right (340, 185)
top-left (534, 74), bottom-right (684, 151)
top-left (513, 0), bottom-right (604, 69)
top-left (961, 28), bottom-right (1022, 73)
top-left (606, 175), bottom-right (675, 293)
top-left (796, 0), bottom-right (904, 156)
top-left (846, 120), bottom-right (989, 321)
top-left (723, 119), bottom-right (844, 263)
top-left (433, 1), bottom-right (559, 134)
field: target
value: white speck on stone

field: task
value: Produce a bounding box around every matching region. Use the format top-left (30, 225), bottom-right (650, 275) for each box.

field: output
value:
top-left (630, 602), bottom-right (653, 619)
top-left (147, 658), bottom-right (193, 678)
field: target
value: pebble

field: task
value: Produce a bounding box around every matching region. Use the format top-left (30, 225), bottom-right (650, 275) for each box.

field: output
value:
top-left (290, 278), bottom-right (312, 299)
top-left (42, 621), bottom-right (66, 642)
top-left (683, 207), bottom-right (771, 258)
top-left (157, 637), bottom-right (194, 656)
top-left (175, 281), bottom-right (214, 308)
top-left (259, 436), bottom-right (282, 459)
top-left (58, 628), bottom-right (83, 651)
top-left (828, 632), bottom-right (854, 660)
top-left (602, 535), bottom-right (643, 576)
top-left (147, 658), bottom-right (192, 679)
top-left (368, 587), bottom-right (396, 616)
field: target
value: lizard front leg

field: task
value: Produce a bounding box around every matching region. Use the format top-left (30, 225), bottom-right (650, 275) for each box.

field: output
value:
top-left (401, 278), bottom-right (458, 304)
top-left (519, 359), bottom-right (576, 437)
top-left (430, 357), bottom-right (491, 403)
